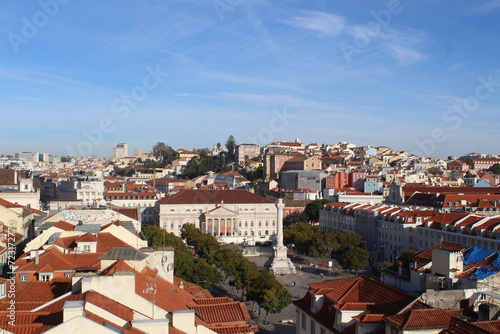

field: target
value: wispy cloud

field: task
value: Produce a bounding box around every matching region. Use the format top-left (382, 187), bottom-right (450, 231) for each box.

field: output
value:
top-left (385, 43), bottom-right (427, 65)
top-left (281, 10), bottom-right (345, 36)
top-left (210, 92), bottom-right (335, 110)
top-left (473, 0), bottom-right (500, 13)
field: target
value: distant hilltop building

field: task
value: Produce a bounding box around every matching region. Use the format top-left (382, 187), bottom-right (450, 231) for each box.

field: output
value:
top-left (113, 143), bottom-right (128, 159)
top-left (235, 143), bottom-right (260, 165)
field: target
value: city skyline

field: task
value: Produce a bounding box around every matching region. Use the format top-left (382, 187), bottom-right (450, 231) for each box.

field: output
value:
top-left (1, 1), bottom-right (500, 158)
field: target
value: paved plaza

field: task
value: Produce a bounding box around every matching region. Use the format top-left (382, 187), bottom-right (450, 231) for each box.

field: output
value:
top-left (212, 246), bottom-right (355, 334)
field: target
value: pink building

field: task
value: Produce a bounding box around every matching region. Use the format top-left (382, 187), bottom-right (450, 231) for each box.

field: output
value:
top-left (235, 144), bottom-right (260, 165)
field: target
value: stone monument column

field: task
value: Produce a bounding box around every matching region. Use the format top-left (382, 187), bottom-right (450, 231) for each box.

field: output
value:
top-left (266, 198), bottom-right (296, 275)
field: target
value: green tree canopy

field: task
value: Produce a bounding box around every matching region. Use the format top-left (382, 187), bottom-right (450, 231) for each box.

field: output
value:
top-left (398, 249), bottom-right (419, 262)
top-left (488, 164), bottom-right (500, 175)
top-left (340, 247), bottom-right (369, 271)
top-left (180, 225), bottom-right (290, 311)
top-left (142, 225), bottom-right (220, 288)
top-left (283, 211), bottom-right (308, 228)
top-left (372, 261), bottom-right (393, 279)
top-left (225, 135), bottom-right (236, 154)
top-left (183, 151), bottom-right (228, 179)
top-left (304, 199), bottom-right (332, 222)
top-left (308, 231), bottom-right (343, 258)
top-left (283, 222), bottom-right (319, 254)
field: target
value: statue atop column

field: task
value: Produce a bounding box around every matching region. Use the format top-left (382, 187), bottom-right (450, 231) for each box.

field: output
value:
top-left (265, 198), bottom-right (296, 275)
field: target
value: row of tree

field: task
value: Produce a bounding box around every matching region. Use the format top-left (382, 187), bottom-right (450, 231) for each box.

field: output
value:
top-left (141, 224), bottom-right (292, 320)
top-left (142, 225), bottom-right (220, 289)
top-left (180, 224), bottom-right (292, 320)
top-left (284, 222), bottom-right (370, 271)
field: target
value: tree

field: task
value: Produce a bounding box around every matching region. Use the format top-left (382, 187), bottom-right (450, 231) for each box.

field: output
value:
top-left (428, 166), bottom-right (444, 176)
top-left (225, 135), bottom-right (236, 154)
top-left (261, 285), bottom-right (292, 324)
top-left (309, 231), bottom-right (342, 258)
top-left (283, 222), bottom-right (319, 254)
top-left (283, 212), bottom-right (308, 228)
top-left (335, 231), bottom-right (363, 250)
top-left (488, 164), bottom-right (500, 175)
top-left (182, 150), bottom-right (228, 178)
top-left (372, 261), bottom-right (393, 279)
top-left (152, 142), bottom-right (178, 166)
top-left (142, 225), bottom-right (220, 288)
top-left (398, 249), bottom-right (419, 262)
top-left (340, 247), bottom-right (369, 272)
top-left (304, 199), bottom-right (332, 222)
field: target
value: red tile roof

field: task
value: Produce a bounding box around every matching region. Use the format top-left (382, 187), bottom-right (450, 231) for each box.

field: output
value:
top-left (441, 316), bottom-right (500, 334)
top-left (0, 278), bottom-right (72, 311)
top-left (294, 276), bottom-right (415, 333)
top-left (112, 208), bottom-right (139, 220)
top-left (157, 189), bottom-right (274, 205)
top-left (385, 305), bottom-right (462, 330)
top-left (53, 220), bottom-right (74, 231)
top-left (191, 302), bottom-right (251, 324)
top-left (0, 197), bottom-right (23, 208)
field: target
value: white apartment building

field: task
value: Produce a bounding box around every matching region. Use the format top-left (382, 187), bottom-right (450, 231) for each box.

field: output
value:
top-left (57, 176), bottom-right (105, 206)
top-left (320, 202), bottom-right (500, 263)
top-left (113, 143), bottom-right (128, 159)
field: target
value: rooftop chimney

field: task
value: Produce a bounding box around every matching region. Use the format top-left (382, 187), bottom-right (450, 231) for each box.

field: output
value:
top-left (172, 310), bottom-right (195, 334)
top-left (63, 300), bottom-right (85, 322)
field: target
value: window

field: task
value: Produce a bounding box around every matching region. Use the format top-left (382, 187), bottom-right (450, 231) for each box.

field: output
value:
top-left (20, 274), bottom-right (28, 282)
top-left (84, 245), bottom-right (91, 252)
top-left (302, 313), bottom-right (306, 330)
top-left (40, 274), bottom-right (50, 282)
top-left (64, 272), bottom-right (72, 278)
top-left (310, 319), bottom-right (315, 334)
top-left (320, 328), bottom-right (326, 334)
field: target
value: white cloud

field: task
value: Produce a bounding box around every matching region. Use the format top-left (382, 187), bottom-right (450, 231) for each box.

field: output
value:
top-left (473, 0), bottom-right (500, 13)
top-left (385, 43), bottom-right (426, 65)
top-left (282, 10), bottom-right (345, 37)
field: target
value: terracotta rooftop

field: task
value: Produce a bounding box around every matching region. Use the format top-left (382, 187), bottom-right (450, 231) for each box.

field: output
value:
top-left (294, 276), bottom-right (415, 333)
top-left (385, 302), bottom-right (462, 330)
top-left (0, 278), bottom-right (72, 311)
top-left (157, 189), bottom-right (274, 205)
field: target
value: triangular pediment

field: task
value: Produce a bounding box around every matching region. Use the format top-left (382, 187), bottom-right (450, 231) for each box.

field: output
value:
top-left (205, 206), bottom-right (238, 216)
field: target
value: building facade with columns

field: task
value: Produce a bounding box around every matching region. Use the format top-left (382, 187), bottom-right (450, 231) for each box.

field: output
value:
top-left (155, 189), bottom-right (278, 242)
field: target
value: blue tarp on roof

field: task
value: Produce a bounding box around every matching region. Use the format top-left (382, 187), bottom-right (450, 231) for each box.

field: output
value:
top-left (463, 247), bottom-right (496, 264)
top-left (493, 255), bottom-right (500, 268)
top-left (471, 267), bottom-right (499, 280)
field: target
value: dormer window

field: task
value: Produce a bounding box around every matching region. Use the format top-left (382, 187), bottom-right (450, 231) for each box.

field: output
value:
top-left (40, 273), bottom-right (51, 281)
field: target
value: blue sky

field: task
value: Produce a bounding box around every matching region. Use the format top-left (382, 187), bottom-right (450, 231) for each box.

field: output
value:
top-left (1, 0), bottom-right (500, 158)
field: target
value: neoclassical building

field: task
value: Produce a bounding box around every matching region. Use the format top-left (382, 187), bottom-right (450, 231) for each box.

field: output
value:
top-left (155, 189), bottom-right (278, 242)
